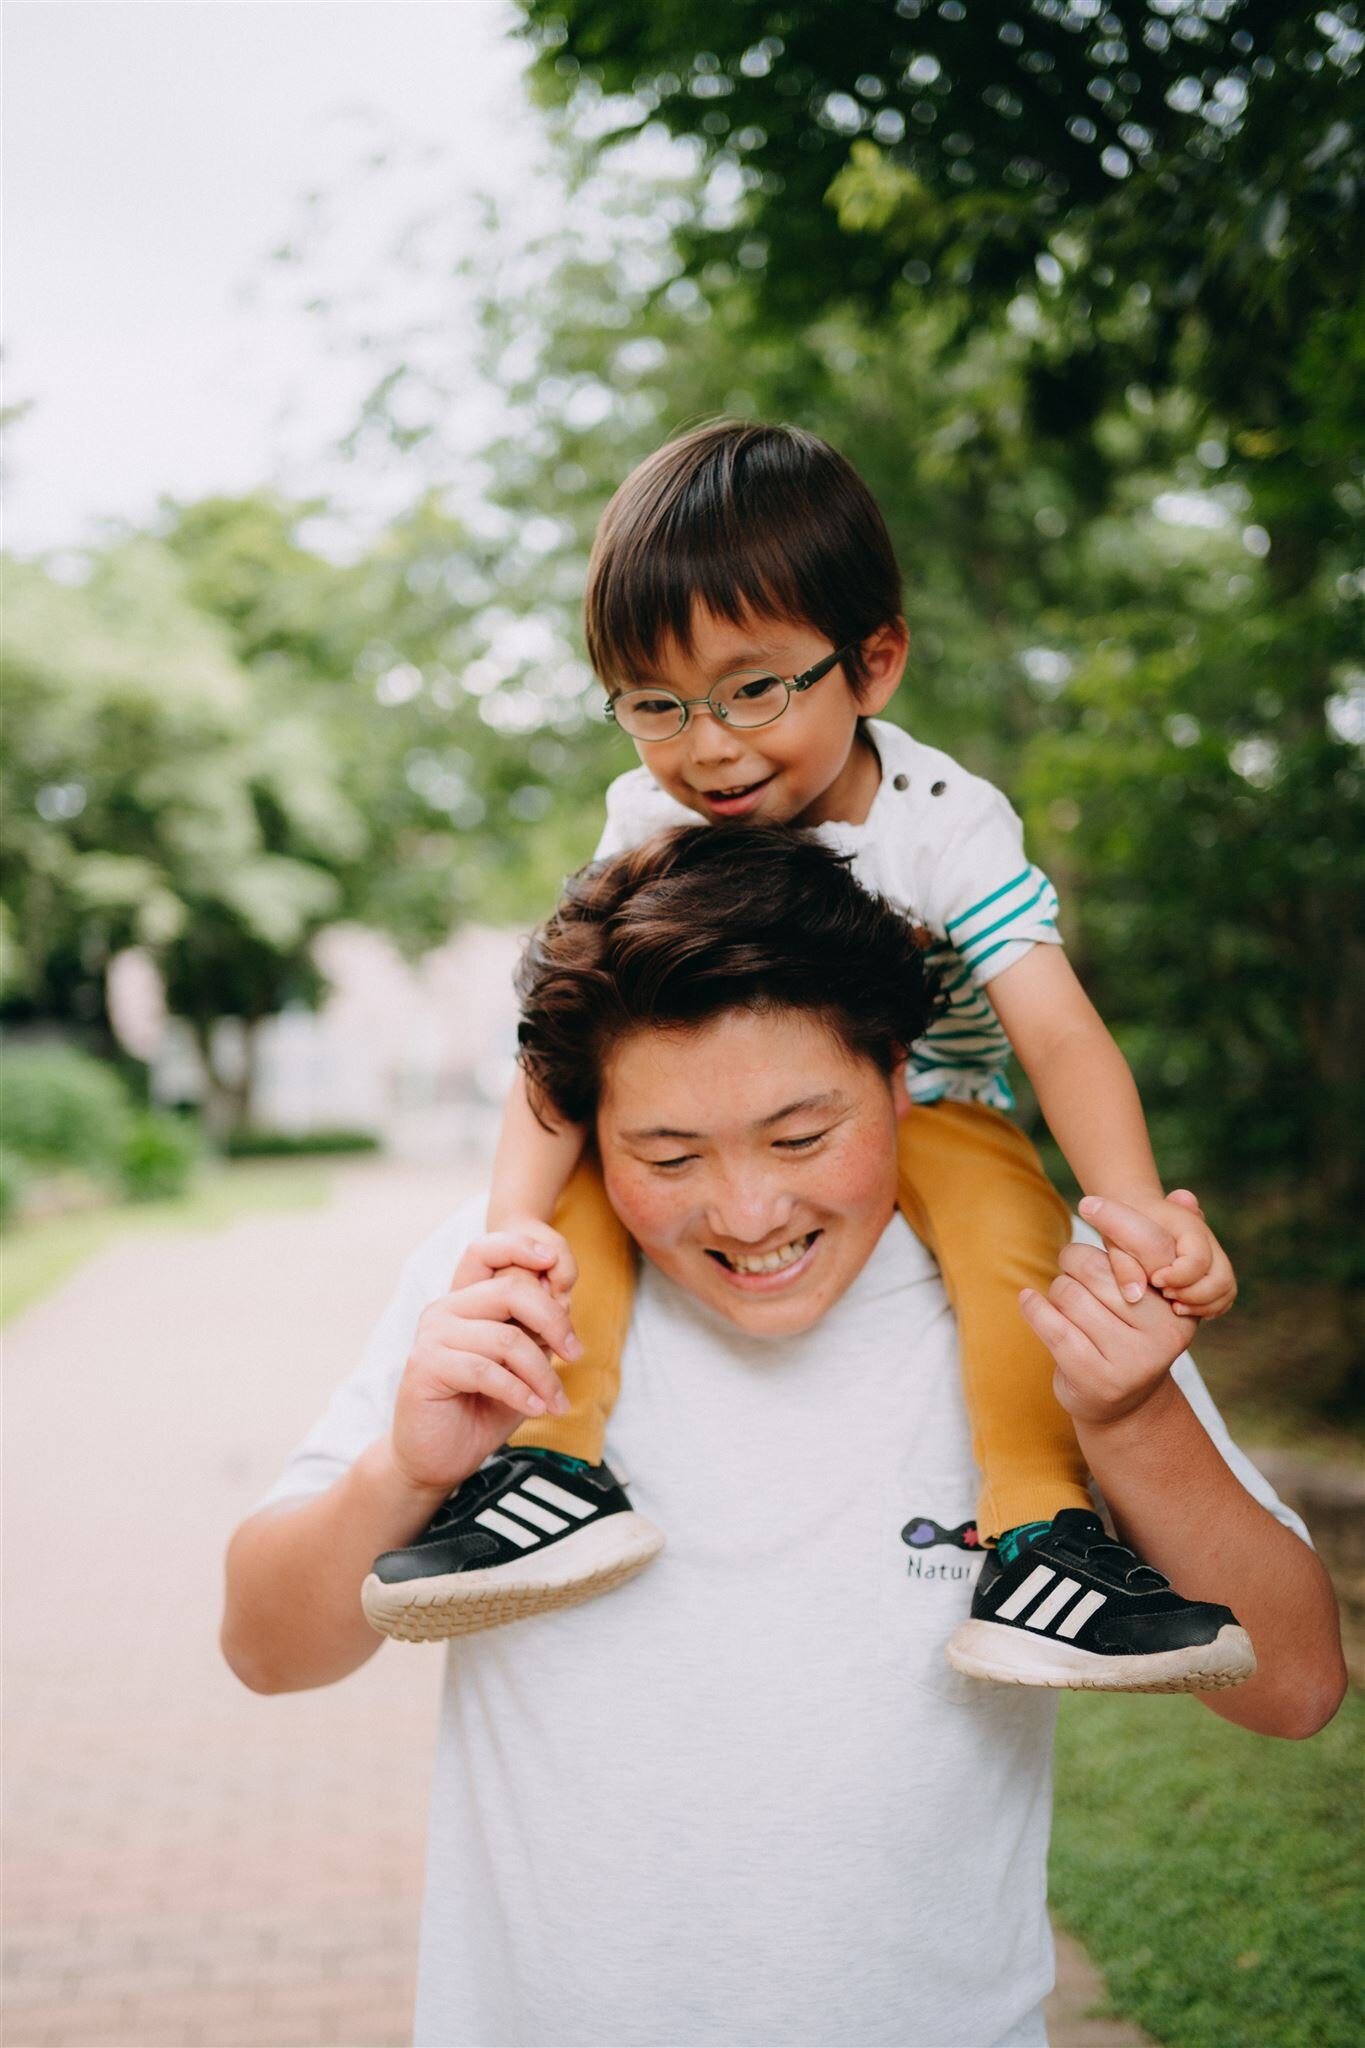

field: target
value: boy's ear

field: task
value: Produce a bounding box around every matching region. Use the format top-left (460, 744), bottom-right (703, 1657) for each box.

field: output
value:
top-left (856, 618), bottom-right (910, 715)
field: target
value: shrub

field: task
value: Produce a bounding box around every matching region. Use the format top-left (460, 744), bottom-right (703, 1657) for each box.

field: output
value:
top-left (223, 1128), bottom-right (381, 1159)
top-left (0, 1045), bottom-right (134, 1175)
top-left (0, 1148), bottom-right (26, 1228)
top-left (118, 1111), bottom-right (201, 1202)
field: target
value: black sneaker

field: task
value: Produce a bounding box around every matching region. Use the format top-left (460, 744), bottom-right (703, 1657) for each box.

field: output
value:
top-left (946, 1509), bottom-right (1256, 1692)
top-left (361, 1447), bottom-right (665, 1643)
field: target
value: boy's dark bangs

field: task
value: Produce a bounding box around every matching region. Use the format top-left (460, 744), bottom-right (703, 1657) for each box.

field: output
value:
top-left (586, 421), bottom-right (902, 687)
top-left (594, 517), bottom-right (812, 684)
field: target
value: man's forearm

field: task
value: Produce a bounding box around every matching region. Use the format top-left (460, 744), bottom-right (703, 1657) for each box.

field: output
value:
top-left (221, 1439), bottom-right (449, 1694)
top-left (1077, 1380), bottom-right (1346, 1737)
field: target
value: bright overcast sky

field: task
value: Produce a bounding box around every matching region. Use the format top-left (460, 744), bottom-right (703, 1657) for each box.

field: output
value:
top-left (4, 0), bottom-right (542, 556)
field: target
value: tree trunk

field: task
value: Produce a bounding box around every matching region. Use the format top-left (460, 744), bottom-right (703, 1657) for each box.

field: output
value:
top-left (189, 1015), bottom-right (259, 1139)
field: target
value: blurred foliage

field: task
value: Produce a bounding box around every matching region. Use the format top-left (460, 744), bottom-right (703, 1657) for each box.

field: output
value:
top-left (222, 1128), bottom-right (381, 1159)
top-left (159, 489), bottom-right (623, 926)
top-left (0, 1150), bottom-right (25, 1229)
top-left (0, 494), bottom-right (584, 1124)
top-left (0, 1043), bottom-right (136, 1174)
top-left (519, 2), bottom-right (1363, 506)
top-left (1, 542), bottom-right (355, 1123)
top-left (118, 1109), bottom-right (202, 1204)
top-left (0, 1044), bottom-right (197, 1206)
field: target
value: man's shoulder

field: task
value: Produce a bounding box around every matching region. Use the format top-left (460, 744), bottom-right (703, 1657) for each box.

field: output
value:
top-left (398, 1192), bottom-right (490, 1300)
top-left (250, 1191), bottom-right (494, 1519)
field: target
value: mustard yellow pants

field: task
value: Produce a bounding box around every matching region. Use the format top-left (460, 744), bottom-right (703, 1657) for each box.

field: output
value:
top-left (511, 1098), bottom-right (1092, 1540)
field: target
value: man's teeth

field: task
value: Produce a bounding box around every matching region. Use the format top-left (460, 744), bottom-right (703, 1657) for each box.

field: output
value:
top-left (718, 1232), bottom-right (814, 1275)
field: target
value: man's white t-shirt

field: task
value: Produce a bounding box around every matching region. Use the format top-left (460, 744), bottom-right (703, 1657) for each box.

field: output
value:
top-left (595, 719), bottom-right (1062, 1111)
top-left (260, 1203), bottom-right (1306, 2048)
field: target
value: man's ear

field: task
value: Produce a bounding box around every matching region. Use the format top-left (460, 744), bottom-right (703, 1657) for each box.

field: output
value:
top-left (856, 617), bottom-right (910, 717)
top-left (890, 1054), bottom-right (913, 1121)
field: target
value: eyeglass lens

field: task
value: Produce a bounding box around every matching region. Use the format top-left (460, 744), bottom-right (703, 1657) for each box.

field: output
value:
top-left (614, 669), bottom-right (789, 740)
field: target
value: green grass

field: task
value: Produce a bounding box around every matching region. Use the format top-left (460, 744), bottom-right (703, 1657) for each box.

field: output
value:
top-left (1050, 1687), bottom-right (1364, 2047)
top-left (0, 1159), bottom-right (333, 1325)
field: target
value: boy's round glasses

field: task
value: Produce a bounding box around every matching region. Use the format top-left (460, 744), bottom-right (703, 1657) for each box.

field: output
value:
top-left (604, 645), bottom-right (856, 743)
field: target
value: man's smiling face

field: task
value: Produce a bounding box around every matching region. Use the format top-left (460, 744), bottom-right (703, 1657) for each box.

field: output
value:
top-left (597, 1006), bottom-right (908, 1335)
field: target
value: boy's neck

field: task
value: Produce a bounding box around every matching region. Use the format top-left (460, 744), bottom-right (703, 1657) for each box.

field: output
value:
top-left (793, 725), bottom-right (883, 830)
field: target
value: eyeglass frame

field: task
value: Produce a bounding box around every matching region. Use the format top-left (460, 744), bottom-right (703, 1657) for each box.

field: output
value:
top-left (603, 643), bottom-right (858, 742)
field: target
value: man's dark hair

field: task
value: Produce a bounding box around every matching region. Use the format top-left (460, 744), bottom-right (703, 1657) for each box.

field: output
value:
top-left (516, 824), bottom-right (942, 1129)
top-left (584, 420), bottom-right (903, 691)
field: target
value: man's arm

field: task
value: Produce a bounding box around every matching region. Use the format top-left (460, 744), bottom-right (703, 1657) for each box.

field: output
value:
top-left (222, 1234), bottom-right (576, 1696)
top-left (223, 1441), bottom-right (451, 1694)
top-left (1021, 1196), bottom-right (1347, 1740)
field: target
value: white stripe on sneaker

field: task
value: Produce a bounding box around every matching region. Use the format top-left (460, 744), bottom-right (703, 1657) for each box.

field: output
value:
top-left (1055, 1589), bottom-right (1108, 1639)
top-left (995, 1564), bottom-right (1056, 1621)
top-left (521, 1474), bottom-right (598, 1520)
top-left (1024, 1576), bottom-right (1082, 1632)
top-left (475, 1507), bottom-right (540, 1549)
top-left (498, 1491), bottom-right (571, 1535)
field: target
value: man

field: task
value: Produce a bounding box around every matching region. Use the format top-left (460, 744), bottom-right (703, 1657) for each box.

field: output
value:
top-left (223, 826), bottom-right (1344, 2048)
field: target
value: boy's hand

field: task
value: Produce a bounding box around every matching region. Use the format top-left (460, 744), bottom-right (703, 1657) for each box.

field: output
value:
top-left (1021, 1199), bottom-right (1192, 1425)
top-left (494, 1214), bottom-right (578, 1305)
top-left (1084, 1189), bottom-right (1236, 1320)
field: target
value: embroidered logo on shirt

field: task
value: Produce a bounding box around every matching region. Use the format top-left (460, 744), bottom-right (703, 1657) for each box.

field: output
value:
top-left (900, 1515), bottom-right (982, 1582)
top-left (902, 1515), bottom-right (980, 1551)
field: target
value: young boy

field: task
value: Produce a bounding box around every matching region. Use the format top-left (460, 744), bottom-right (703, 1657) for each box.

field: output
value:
top-left (362, 419), bottom-right (1250, 1693)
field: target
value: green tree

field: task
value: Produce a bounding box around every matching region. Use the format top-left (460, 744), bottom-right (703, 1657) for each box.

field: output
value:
top-left (2, 542), bottom-right (359, 1127)
top-left (517, 4), bottom-right (1362, 472)
top-left (158, 488), bottom-right (615, 927)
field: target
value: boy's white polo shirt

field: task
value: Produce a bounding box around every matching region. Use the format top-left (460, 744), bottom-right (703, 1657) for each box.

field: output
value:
top-left (260, 1202), bottom-right (1306, 2048)
top-left (596, 718), bottom-right (1063, 1110)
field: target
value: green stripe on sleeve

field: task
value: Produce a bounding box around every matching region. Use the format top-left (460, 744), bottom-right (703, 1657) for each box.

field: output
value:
top-left (945, 866), bottom-right (1032, 936)
top-left (957, 879), bottom-right (1053, 962)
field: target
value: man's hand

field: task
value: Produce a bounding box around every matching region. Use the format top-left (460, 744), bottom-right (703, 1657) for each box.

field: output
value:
top-left (1092, 1188), bottom-right (1236, 1319)
top-left (1021, 1196), bottom-right (1194, 1425)
top-left (388, 1234), bottom-right (580, 1499)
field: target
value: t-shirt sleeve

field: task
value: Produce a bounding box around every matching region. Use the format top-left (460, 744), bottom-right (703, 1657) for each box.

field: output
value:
top-left (252, 1200), bottom-right (485, 1516)
top-left (593, 786), bottom-right (635, 862)
top-left (1168, 1355), bottom-right (1311, 1544)
top-left (925, 778), bottom-right (1062, 988)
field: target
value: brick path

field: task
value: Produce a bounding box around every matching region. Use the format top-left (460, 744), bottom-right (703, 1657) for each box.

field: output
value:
top-left (3, 1157), bottom-right (1149, 2048)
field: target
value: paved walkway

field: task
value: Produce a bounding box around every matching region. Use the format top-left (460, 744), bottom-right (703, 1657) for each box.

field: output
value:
top-left (3, 1158), bottom-right (1149, 2048)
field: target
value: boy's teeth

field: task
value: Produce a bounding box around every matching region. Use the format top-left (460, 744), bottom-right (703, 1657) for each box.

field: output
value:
top-left (720, 1232), bottom-right (814, 1275)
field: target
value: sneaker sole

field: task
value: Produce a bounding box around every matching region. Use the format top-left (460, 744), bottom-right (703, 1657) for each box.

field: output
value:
top-left (945, 1619), bottom-right (1257, 1692)
top-left (361, 1512), bottom-right (666, 1643)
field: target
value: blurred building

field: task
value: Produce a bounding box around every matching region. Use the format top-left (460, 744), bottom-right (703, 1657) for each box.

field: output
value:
top-left (114, 926), bottom-right (522, 1159)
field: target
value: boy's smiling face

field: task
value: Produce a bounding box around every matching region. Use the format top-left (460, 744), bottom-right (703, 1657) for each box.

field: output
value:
top-left (613, 605), bottom-right (907, 830)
